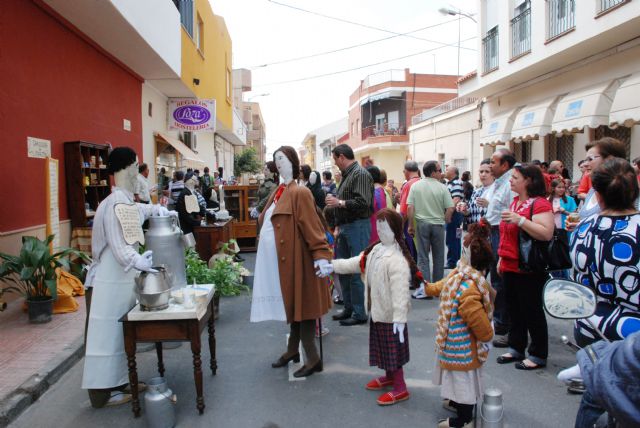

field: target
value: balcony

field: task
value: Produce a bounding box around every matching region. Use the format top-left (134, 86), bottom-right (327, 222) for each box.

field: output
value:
top-left (361, 123), bottom-right (407, 140)
top-left (482, 27), bottom-right (499, 74)
top-left (598, 0), bottom-right (628, 14)
top-left (362, 70), bottom-right (405, 89)
top-left (547, 0), bottom-right (575, 40)
top-left (511, 6), bottom-right (531, 59)
top-left (411, 97), bottom-right (478, 125)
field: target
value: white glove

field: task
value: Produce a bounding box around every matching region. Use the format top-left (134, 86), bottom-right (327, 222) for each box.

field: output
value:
top-left (310, 171), bottom-right (318, 186)
top-left (314, 259), bottom-right (333, 277)
top-left (393, 322), bottom-right (406, 343)
top-left (131, 250), bottom-right (157, 272)
top-left (557, 364), bottom-right (582, 384)
top-left (250, 207), bottom-right (259, 219)
top-left (152, 205), bottom-right (169, 217)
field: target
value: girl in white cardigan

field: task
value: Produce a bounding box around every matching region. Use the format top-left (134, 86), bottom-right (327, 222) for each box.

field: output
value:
top-left (319, 208), bottom-right (420, 406)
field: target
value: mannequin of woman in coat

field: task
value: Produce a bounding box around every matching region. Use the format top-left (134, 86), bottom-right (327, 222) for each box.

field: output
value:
top-left (253, 146), bottom-right (332, 378)
top-left (82, 147), bottom-right (174, 408)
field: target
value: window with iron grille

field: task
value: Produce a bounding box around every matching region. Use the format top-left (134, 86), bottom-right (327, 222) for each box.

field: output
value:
top-left (547, 0), bottom-right (575, 40)
top-left (598, 0), bottom-right (628, 13)
top-left (548, 134), bottom-right (574, 177)
top-left (595, 125), bottom-right (631, 159)
top-left (513, 140), bottom-right (532, 163)
top-left (172, 0), bottom-right (194, 37)
top-left (482, 26), bottom-right (499, 74)
top-left (511, 1), bottom-right (531, 58)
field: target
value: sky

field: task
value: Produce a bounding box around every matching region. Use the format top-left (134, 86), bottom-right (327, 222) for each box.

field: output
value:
top-left (211, 0), bottom-right (478, 156)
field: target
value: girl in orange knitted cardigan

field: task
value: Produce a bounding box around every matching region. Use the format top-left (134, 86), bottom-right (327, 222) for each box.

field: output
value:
top-left (426, 221), bottom-right (495, 428)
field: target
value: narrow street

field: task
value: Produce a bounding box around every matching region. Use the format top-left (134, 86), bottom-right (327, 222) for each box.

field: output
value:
top-left (11, 257), bottom-right (581, 428)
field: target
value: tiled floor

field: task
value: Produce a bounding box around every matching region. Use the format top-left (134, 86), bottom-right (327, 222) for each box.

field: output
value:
top-left (0, 297), bottom-right (85, 399)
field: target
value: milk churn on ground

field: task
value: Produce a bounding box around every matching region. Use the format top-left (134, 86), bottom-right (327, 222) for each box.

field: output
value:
top-left (481, 388), bottom-right (504, 428)
top-left (145, 216), bottom-right (186, 289)
top-left (144, 377), bottom-right (177, 428)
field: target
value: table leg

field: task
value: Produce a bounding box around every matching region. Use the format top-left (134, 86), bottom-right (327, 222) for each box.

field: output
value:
top-left (189, 322), bottom-right (205, 414)
top-left (123, 322), bottom-right (141, 418)
top-left (208, 301), bottom-right (217, 375)
top-left (155, 342), bottom-right (165, 377)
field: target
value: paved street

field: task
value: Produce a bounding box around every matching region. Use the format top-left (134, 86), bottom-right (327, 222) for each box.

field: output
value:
top-left (11, 269), bottom-right (581, 428)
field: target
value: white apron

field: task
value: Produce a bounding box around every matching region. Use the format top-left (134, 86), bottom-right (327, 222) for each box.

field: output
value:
top-left (250, 204), bottom-right (286, 322)
top-left (82, 247), bottom-right (137, 389)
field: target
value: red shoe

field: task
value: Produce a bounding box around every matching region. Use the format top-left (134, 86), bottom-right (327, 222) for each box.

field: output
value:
top-left (365, 377), bottom-right (393, 391)
top-left (376, 390), bottom-right (410, 406)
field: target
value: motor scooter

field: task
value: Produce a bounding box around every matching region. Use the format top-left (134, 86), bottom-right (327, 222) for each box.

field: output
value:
top-left (542, 278), bottom-right (617, 428)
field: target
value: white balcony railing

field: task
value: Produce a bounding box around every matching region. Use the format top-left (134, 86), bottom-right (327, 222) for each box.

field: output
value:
top-left (547, 0), bottom-right (575, 40)
top-left (362, 70), bottom-right (405, 88)
top-left (599, 0), bottom-right (628, 12)
top-left (411, 97), bottom-right (478, 125)
top-left (482, 27), bottom-right (499, 74)
top-left (511, 5), bottom-right (531, 58)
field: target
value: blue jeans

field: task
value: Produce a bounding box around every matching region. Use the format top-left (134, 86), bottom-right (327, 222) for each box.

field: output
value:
top-left (445, 212), bottom-right (462, 267)
top-left (490, 227), bottom-right (509, 332)
top-left (337, 218), bottom-right (370, 321)
top-left (575, 389), bottom-right (612, 428)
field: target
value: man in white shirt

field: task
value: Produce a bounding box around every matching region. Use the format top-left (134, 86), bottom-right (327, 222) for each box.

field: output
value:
top-left (134, 163), bottom-right (151, 204)
top-left (478, 148), bottom-right (516, 346)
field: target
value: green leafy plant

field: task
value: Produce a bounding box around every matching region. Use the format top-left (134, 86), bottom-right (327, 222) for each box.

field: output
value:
top-left (0, 235), bottom-right (90, 306)
top-left (233, 147), bottom-right (261, 174)
top-left (184, 248), bottom-right (248, 297)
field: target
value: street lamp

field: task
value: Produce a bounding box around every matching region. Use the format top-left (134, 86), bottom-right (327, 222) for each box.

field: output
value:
top-left (246, 93), bottom-right (269, 102)
top-left (438, 8), bottom-right (477, 79)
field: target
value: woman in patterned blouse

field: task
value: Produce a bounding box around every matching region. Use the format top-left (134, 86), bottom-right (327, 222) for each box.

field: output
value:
top-left (459, 159), bottom-right (494, 225)
top-left (570, 158), bottom-right (640, 346)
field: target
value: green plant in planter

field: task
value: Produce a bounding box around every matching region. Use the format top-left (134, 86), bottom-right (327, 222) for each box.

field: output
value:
top-left (184, 248), bottom-right (248, 297)
top-left (0, 235), bottom-right (90, 319)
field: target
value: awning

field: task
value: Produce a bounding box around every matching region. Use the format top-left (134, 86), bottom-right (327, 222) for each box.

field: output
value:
top-left (510, 96), bottom-right (561, 141)
top-left (154, 132), bottom-right (205, 167)
top-left (551, 80), bottom-right (620, 134)
top-left (609, 72), bottom-right (640, 128)
top-left (480, 108), bottom-right (521, 146)
top-left (360, 89), bottom-right (404, 106)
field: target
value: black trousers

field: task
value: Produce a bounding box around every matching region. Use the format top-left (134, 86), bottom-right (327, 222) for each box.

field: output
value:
top-left (285, 320), bottom-right (319, 365)
top-left (504, 271), bottom-right (549, 361)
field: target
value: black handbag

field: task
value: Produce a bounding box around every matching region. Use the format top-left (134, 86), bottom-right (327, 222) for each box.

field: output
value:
top-left (546, 228), bottom-right (572, 271)
top-left (518, 199), bottom-right (556, 272)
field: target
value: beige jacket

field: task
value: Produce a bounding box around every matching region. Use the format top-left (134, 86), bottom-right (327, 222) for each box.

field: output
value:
top-left (332, 243), bottom-right (411, 323)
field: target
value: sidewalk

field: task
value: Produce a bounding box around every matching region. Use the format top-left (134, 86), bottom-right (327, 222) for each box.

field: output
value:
top-left (0, 297), bottom-right (86, 426)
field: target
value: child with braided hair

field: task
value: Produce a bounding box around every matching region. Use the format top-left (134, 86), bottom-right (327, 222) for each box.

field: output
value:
top-left (318, 208), bottom-right (422, 406)
top-left (425, 219), bottom-right (495, 428)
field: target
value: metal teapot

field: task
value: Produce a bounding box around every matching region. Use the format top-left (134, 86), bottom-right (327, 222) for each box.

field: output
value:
top-left (135, 266), bottom-right (173, 311)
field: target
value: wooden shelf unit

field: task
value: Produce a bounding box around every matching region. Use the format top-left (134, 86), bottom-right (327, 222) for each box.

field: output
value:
top-left (222, 185), bottom-right (258, 251)
top-left (64, 141), bottom-right (111, 228)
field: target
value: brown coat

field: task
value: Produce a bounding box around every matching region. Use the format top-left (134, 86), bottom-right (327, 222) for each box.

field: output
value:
top-left (259, 182), bottom-right (332, 323)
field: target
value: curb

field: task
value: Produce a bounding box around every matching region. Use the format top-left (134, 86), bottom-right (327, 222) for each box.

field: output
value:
top-left (0, 336), bottom-right (84, 427)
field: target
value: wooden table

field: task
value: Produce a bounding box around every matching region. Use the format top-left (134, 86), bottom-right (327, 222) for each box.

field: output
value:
top-left (121, 289), bottom-right (217, 417)
top-left (193, 219), bottom-right (233, 261)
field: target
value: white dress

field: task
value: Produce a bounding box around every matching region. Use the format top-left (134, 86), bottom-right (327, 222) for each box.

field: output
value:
top-left (432, 355), bottom-right (484, 405)
top-left (250, 203), bottom-right (287, 322)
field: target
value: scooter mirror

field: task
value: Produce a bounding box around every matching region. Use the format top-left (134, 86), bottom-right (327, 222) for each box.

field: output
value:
top-left (543, 279), bottom-right (597, 319)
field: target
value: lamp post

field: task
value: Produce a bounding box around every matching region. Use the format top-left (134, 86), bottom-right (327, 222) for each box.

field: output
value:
top-left (438, 8), bottom-right (477, 78)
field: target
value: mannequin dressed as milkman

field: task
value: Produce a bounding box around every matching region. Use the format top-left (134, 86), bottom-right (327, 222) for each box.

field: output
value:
top-left (82, 147), bottom-right (175, 408)
top-left (250, 146), bottom-right (332, 378)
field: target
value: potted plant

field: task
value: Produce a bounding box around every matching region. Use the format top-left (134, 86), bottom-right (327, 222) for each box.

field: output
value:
top-left (0, 235), bottom-right (89, 323)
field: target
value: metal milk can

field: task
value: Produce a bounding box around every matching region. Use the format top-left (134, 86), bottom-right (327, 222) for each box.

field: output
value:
top-left (481, 388), bottom-right (504, 428)
top-left (144, 377), bottom-right (176, 428)
top-left (145, 216), bottom-right (186, 289)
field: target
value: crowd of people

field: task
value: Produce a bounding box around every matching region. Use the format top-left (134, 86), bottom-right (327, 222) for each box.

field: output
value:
top-left (249, 139), bottom-right (639, 428)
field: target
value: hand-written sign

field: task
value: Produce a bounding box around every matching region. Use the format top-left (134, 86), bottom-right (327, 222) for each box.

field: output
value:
top-left (114, 203), bottom-right (145, 245)
top-left (28, 137), bottom-right (51, 159)
top-left (185, 194), bottom-right (200, 213)
top-left (45, 158), bottom-right (60, 250)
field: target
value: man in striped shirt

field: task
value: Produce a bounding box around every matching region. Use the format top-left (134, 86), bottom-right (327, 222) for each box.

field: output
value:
top-left (444, 166), bottom-right (464, 268)
top-left (325, 144), bottom-right (374, 326)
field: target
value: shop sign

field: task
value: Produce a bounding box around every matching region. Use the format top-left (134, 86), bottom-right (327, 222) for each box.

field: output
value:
top-left (168, 99), bottom-right (216, 131)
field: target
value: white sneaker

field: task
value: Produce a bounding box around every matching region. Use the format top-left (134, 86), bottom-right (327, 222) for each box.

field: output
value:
top-left (412, 286), bottom-right (428, 300)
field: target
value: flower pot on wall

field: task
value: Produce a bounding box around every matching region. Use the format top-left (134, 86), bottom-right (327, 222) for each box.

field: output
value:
top-left (27, 297), bottom-right (53, 323)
